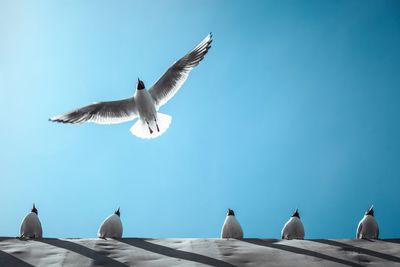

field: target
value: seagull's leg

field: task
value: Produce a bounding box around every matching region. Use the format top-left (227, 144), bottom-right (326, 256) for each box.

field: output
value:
top-left (153, 115), bottom-right (160, 132)
top-left (145, 119), bottom-right (153, 134)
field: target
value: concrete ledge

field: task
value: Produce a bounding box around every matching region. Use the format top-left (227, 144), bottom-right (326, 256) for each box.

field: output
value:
top-left (1, 237), bottom-right (400, 266)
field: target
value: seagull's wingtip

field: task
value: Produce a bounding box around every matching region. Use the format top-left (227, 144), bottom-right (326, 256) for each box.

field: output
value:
top-left (205, 32), bottom-right (213, 47)
top-left (49, 115), bottom-right (62, 123)
top-left (49, 116), bottom-right (57, 122)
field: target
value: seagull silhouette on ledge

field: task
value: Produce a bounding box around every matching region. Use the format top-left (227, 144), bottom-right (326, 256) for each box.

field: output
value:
top-left (49, 33), bottom-right (212, 139)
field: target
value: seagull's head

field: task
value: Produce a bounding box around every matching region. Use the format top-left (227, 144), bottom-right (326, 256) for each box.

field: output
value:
top-left (227, 208), bottom-right (235, 216)
top-left (115, 207), bottom-right (120, 217)
top-left (291, 208), bottom-right (300, 219)
top-left (31, 203), bottom-right (38, 215)
top-left (366, 205), bottom-right (374, 216)
top-left (137, 78), bottom-right (145, 90)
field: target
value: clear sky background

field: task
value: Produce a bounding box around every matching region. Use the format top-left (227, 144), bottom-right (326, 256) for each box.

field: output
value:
top-left (0, 0), bottom-right (399, 239)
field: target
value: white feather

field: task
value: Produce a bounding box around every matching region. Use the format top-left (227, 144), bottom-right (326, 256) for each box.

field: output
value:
top-left (98, 214), bottom-right (123, 238)
top-left (221, 216), bottom-right (243, 239)
top-left (130, 113), bottom-right (172, 139)
top-left (356, 215), bottom-right (379, 239)
top-left (281, 217), bottom-right (305, 240)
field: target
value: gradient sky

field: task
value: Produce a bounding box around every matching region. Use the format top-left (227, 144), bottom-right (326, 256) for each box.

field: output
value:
top-left (0, 0), bottom-right (399, 239)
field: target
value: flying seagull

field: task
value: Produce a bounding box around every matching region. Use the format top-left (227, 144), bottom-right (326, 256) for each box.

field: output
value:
top-left (50, 33), bottom-right (212, 139)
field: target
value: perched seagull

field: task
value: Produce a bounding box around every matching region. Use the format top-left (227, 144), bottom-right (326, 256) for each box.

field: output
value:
top-left (281, 208), bottom-right (305, 240)
top-left (221, 208), bottom-right (244, 239)
top-left (50, 33), bottom-right (213, 139)
top-left (20, 203), bottom-right (43, 239)
top-left (356, 205), bottom-right (379, 239)
top-left (98, 208), bottom-right (123, 239)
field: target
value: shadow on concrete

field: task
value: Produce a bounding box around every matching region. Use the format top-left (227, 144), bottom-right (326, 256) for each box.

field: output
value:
top-left (119, 238), bottom-right (238, 267)
top-left (243, 239), bottom-right (364, 267)
top-left (39, 238), bottom-right (128, 267)
top-left (313, 239), bottom-right (400, 263)
top-left (0, 250), bottom-right (34, 267)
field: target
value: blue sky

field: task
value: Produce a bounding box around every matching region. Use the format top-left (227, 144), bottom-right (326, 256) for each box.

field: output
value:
top-left (0, 0), bottom-right (399, 239)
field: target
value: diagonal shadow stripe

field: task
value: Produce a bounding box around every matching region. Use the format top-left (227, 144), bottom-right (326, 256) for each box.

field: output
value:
top-left (0, 250), bottom-right (34, 267)
top-left (313, 239), bottom-right (400, 263)
top-left (39, 238), bottom-right (128, 267)
top-left (119, 238), bottom-right (238, 267)
top-left (242, 239), bottom-right (364, 267)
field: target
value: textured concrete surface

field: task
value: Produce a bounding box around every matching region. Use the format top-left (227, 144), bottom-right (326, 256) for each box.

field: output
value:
top-left (1, 237), bottom-right (400, 266)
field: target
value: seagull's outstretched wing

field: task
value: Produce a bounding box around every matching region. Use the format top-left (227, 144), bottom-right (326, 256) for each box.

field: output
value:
top-left (149, 33), bottom-right (212, 109)
top-left (49, 98), bottom-right (138, 124)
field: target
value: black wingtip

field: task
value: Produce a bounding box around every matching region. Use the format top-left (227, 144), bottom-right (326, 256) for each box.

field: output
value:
top-left (208, 33), bottom-right (213, 47)
top-left (49, 116), bottom-right (59, 122)
top-left (49, 118), bottom-right (60, 123)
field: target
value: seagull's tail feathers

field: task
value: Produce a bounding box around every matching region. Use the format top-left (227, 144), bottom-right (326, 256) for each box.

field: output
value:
top-left (130, 113), bottom-right (172, 139)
